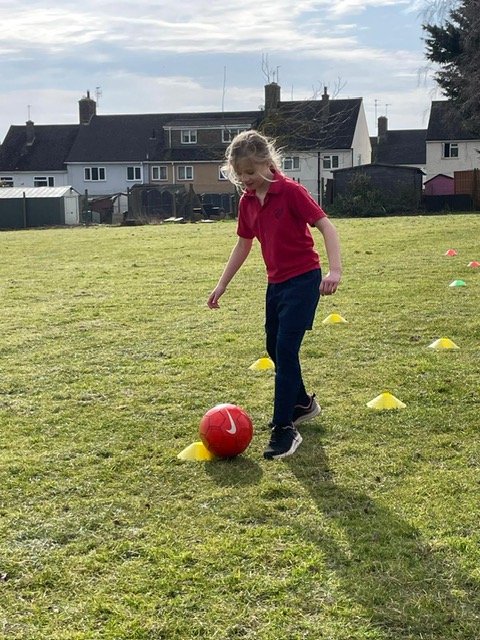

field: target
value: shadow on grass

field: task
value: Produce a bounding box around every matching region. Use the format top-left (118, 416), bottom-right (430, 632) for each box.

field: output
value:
top-left (205, 455), bottom-right (263, 487)
top-left (287, 431), bottom-right (480, 639)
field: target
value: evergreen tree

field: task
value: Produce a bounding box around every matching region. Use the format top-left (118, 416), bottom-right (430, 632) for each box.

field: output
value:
top-left (423, 0), bottom-right (480, 133)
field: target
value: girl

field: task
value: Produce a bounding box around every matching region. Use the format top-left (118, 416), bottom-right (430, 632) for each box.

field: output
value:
top-left (207, 130), bottom-right (342, 460)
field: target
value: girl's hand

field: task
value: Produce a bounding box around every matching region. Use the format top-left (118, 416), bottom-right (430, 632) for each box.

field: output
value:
top-left (207, 284), bottom-right (226, 309)
top-left (320, 271), bottom-right (341, 295)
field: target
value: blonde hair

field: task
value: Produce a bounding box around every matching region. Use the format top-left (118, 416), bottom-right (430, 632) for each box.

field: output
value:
top-left (222, 130), bottom-right (283, 190)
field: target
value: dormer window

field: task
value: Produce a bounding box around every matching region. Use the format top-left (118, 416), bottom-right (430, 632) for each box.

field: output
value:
top-left (181, 130), bottom-right (197, 144)
top-left (222, 127), bottom-right (248, 143)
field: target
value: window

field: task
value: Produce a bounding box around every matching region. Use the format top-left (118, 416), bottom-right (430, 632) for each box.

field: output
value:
top-left (127, 166), bottom-right (142, 181)
top-left (218, 166), bottom-right (228, 181)
top-left (282, 156), bottom-right (300, 171)
top-left (84, 167), bottom-right (106, 181)
top-left (177, 166), bottom-right (194, 181)
top-left (222, 127), bottom-right (248, 143)
top-left (323, 155), bottom-right (339, 169)
top-left (34, 176), bottom-right (55, 187)
top-left (152, 166), bottom-right (168, 181)
top-left (0, 176), bottom-right (13, 187)
top-left (443, 142), bottom-right (459, 158)
top-left (181, 130), bottom-right (197, 144)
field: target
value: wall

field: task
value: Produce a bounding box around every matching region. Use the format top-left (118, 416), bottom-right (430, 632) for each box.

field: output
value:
top-left (425, 140), bottom-right (480, 181)
top-left (351, 101), bottom-right (372, 167)
top-left (5, 172), bottom-right (70, 188)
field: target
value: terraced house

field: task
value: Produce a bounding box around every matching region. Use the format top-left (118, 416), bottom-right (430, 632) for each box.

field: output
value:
top-left (0, 84), bottom-right (372, 220)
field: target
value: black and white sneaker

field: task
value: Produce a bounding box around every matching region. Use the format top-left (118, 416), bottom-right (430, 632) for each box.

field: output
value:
top-left (263, 423), bottom-right (303, 460)
top-left (292, 394), bottom-right (321, 426)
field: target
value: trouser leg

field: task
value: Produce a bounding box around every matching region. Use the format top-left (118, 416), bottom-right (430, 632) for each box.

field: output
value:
top-left (271, 328), bottom-right (308, 426)
top-left (265, 270), bottom-right (321, 426)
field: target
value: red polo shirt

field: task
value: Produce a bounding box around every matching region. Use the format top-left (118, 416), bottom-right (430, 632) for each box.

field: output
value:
top-left (237, 172), bottom-right (327, 283)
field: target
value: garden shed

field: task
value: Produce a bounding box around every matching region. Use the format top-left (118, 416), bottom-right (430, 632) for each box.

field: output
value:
top-left (332, 163), bottom-right (424, 203)
top-left (424, 174), bottom-right (454, 196)
top-left (0, 186), bottom-right (80, 230)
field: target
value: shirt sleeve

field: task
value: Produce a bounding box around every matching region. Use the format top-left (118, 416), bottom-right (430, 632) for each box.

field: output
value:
top-left (288, 181), bottom-right (327, 226)
top-left (236, 195), bottom-right (255, 239)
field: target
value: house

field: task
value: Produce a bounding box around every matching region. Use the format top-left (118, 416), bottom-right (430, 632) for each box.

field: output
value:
top-left (1, 83), bottom-right (371, 216)
top-left (261, 83), bottom-right (371, 204)
top-left (371, 116), bottom-right (426, 172)
top-left (0, 122), bottom-right (79, 188)
top-left (65, 109), bottom-right (260, 215)
top-left (425, 100), bottom-right (480, 182)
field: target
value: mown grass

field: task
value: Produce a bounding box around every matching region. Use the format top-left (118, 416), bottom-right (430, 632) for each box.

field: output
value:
top-left (0, 214), bottom-right (479, 639)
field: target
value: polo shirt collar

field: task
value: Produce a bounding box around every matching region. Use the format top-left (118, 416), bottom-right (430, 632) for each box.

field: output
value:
top-left (244, 170), bottom-right (285, 198)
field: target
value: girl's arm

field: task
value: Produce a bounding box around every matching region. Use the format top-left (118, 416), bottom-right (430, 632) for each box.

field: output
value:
top-left (207, 236), bottom-right (254, 308)
top-left (314, 217), bottom-right (342, 295)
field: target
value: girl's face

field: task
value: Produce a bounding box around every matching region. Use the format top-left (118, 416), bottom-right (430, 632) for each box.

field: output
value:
top-left (234, 159), bottom-right (274, 192)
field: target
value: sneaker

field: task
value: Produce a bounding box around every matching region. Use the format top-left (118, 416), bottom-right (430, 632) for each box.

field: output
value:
top-left (292, 394), bottom-right (321, 426)
top-left (263, 423), bottom-right (303, 460)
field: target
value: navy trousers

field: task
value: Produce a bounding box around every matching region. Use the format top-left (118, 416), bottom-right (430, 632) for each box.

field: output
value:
top-left (265, 268), bottom-right (321, 427)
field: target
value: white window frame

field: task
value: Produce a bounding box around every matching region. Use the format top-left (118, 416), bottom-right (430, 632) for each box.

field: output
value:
top-left (152, 166), bottom-right (168, 181)
top-left (282, 156), bottom-right (300, 171)
top-left (323, 155), bottom-right (339, 170)
top-left (442, 142), bottom-right (459, 158)
top-left (0, 176), bottom-right (14, 187)
top-left (177, 166), bottom-right (194, 181)
top-left (84, 167), bottom-right (106, 182)
top-left (181, 130), bottom-right (197, 144)
top-left (34, 176), bottom-right (55, 187)
top-left (222, 127), bottom-right (248, 143)
top-left (126, 166), bottom-right (142, 181)
top-left (218, 166), bottom-right (228, 181)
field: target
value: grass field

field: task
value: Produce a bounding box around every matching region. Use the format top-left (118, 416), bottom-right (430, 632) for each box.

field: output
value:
top-left (0, 214), bottom-right (479, 639)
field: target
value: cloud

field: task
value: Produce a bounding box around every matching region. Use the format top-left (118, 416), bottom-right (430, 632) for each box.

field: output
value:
top-left (1, 0), bottom-right (416, 55)
top-left (0, 0), bottom-right (433, 139)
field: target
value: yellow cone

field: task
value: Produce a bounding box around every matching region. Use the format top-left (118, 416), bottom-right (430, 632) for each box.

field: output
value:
top-left (177, 442), bottom-right (216, 461)
top-left (428, 338), bottom-right (460, 350)
top-left (249, 357), bottom-right (275, 370)
top-left (367, 392), bottom-right (406, 410)
top-left (322, 313), bottom-right (348, 324)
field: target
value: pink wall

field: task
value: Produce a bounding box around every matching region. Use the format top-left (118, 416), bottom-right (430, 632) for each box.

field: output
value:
top-left (424, 175), bottom-right (454, 196)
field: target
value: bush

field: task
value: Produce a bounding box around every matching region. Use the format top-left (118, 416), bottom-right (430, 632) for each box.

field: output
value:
top-left (328, 173), bottom-right (420, 217)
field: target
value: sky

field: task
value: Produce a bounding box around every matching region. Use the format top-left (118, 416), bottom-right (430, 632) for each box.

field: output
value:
top-left (0, 0), bottom-right (446, 143)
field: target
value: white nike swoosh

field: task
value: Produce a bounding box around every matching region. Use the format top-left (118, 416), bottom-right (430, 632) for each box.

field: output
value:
top-left (225, 410), bottom-right (237, 434)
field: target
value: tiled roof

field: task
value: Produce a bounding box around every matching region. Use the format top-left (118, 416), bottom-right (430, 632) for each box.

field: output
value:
top-left (0, 124), bottom-right (80, 171)
top-left (427, 101), bottom-right (479, 141)
top-left (262, 98), bottom-right (362, 150)
top-left (67, 111), bottom-right (261, 163)
top-left (372, 129), bottom-right (426, 165)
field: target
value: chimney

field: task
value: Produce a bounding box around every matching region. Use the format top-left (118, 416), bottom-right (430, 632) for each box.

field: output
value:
top-left (79, 90), bottom-right (97, 124)
top-left (264, 82), bottom-right (281, 114)
top-left (378, 116), bottom-right (388, 143)
top-left (321, 86), bottom-right (330, 121)
top-left (26, 120), bottom-right (35, 146)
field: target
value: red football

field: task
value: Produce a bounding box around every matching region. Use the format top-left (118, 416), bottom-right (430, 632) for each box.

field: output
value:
top-left (200, 403), bottom-right (253, 458)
